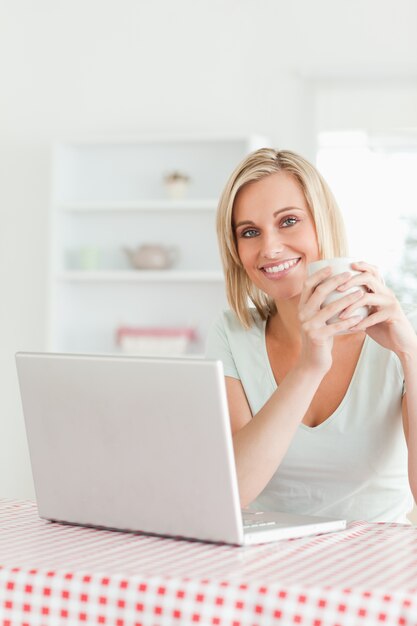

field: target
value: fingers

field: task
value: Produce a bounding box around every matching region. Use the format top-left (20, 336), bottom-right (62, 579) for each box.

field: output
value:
top-left (300, 290), bottom-right (365, 334)
top-left (299, 265), bottom-right (332, 308)
top-left (300, 270), bottom-right (361, 321)
top-left (337, 273), bottom-right (380, 295)
top-left (339, 291), bottom-right (389, 320)
top-left (340, 290), bottom-right (402, 329)
top-left (350, 261), bottom-right (380, 276)
top-left (348, 309), bottom-right (389, 332)
top-left (302, 313), bottom-right (364, 341)
top-left (314, 288), bottom-right (365, 326)
top-left (337, 262), bottom-right (384, 295)
top-left (299, 261), bottom-right (388, 342)
top-left (301, 268), bottom-right (352, 306)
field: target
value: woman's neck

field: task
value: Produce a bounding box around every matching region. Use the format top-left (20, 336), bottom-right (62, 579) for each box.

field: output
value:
top-left (268, 298), bottom-right (302, 346)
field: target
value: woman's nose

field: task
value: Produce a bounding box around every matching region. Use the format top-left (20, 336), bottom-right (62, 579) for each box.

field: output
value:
top-left (261, 232), bottom-right (284, 259)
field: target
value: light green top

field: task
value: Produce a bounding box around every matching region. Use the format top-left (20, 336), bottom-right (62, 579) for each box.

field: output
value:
top-left (206, 308), bottom-right (417, 523)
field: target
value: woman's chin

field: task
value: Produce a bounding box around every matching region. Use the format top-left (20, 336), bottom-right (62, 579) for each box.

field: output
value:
top-left (265, 283), bottom-right (303, 303)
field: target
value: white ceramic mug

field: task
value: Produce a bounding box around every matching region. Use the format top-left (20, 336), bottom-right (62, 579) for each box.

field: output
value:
top-left (307, 257), bottom-right (369, 330)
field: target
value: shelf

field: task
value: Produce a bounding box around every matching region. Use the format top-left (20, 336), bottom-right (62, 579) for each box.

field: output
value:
top-left (56, 270), bottom-right (224, 283)
top-left (55, 133), bottom-right (269, 145)
top-left (58, 199), bottom-right (218, 212)
top-left (48, 135), bottom-right (263, 353)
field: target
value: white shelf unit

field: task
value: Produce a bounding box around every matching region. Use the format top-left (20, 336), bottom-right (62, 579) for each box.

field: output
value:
top-left (59, 199), bottom-right (218, 212)
top-left (56, 270), bottom-right (224, 282)
top-left (48, 135), bottom-right (269, 355)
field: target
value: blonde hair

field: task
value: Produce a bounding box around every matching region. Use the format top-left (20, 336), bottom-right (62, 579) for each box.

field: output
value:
top-left (216, 148), bottom-right (348, 328)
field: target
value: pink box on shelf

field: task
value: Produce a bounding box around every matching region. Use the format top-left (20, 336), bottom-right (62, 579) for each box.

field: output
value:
top-left (116, 326), bottom-right (197, 356)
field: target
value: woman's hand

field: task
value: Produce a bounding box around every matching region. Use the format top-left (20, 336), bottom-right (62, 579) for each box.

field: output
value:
top-left (337, 261), bottom-right (417, 357)
top-left (297, 266), bottom-right (365, 373)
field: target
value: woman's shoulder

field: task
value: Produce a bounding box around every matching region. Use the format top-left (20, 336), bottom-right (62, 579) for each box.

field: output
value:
top-left (206, 309), bottom-right (268, 381)
top-left (211, 307), bottom-right (265, 335)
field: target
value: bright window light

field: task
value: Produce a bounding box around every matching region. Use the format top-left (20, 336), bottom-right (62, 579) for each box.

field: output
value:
top-left (316, 131), bottom-right (417, 306)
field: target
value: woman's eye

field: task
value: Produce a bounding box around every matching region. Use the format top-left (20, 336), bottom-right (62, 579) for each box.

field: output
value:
top-left (240, 228), bottom-right (259, 238)
top-left (281, 217), bottom-right (299, 227)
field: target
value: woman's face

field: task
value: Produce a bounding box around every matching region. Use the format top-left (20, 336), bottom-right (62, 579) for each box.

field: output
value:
top-left (233, 171), bottom-right (320, 302)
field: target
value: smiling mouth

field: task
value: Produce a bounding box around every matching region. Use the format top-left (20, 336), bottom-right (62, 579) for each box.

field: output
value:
top-left (261, 258), bottom-right (301, 275)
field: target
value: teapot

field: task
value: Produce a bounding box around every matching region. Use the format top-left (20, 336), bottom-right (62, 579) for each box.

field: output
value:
top-left (124, 244), bottom-right (179, 270)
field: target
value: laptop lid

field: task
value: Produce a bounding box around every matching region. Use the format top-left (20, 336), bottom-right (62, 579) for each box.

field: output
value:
top-left (15, 352), bottom-right (245, 545)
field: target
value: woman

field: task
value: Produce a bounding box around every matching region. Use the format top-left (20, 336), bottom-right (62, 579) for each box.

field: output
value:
top-left (206, 148), bottom-right (417, 523)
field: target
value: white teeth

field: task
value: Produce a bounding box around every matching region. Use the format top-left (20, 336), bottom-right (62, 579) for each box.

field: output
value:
top-left (264, 258), bottom-right (299, 273)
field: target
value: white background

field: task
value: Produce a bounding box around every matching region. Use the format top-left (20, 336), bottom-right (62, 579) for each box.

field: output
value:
top-left (1, 0), bottom-right (417, 500)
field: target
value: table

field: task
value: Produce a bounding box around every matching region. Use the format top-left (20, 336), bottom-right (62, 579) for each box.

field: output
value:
top-left (0, 500), bottom-right (416, 626)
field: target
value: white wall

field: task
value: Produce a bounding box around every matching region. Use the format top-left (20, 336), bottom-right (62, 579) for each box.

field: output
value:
top-left (1, 0), bottom-right (417, 499)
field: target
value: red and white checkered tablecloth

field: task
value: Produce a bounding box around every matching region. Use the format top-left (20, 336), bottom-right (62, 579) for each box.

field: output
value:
top-left (0, 500), bottom-right (416, 626)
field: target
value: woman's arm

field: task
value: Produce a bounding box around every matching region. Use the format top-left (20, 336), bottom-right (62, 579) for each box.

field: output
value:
top-left (340, 262), bottom-right (417, 501)
top-left (227, 364), bottom-right (326, 507)
top-left (401, 349), bottom-right (417, 502)
top-left (227, 268), bottom-right (366, 508)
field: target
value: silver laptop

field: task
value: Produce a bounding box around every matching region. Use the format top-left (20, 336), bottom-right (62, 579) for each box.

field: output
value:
top-left (15, 352), bottom-right (346, 546)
